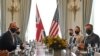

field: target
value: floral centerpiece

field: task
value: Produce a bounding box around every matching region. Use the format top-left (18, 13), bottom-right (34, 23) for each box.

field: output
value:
top-left (43, 36), bottom-right (68, 50)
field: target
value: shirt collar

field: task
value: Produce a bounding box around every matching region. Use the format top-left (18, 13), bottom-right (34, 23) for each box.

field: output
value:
top-left (9, 29), bottom-right (16, 35)
top-left (87, 32), bottom-right (93, 36)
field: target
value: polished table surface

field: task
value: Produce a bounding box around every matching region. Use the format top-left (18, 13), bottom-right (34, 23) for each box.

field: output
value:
top-left (10, 43), bottom-right (71, 56)
top-left (8, 42), bottom-right (100, 56)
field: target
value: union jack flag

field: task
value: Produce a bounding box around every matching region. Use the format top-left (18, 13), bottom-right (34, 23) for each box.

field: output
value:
top-left (36, 5), bottom-right (46, 42)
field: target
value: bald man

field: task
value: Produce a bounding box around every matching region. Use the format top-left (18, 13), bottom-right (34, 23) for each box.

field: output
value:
top-left (0, 22), bottom-right (18, 52)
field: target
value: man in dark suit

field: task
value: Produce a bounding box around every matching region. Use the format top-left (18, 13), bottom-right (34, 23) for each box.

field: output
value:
top-left (0, 22), bottom-right (18, 52)
top-left (84, 24), bottom-right (100, 48)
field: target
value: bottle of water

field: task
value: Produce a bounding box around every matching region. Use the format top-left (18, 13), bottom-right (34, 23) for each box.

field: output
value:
top-left (94, 43), bottom-right (98, 52)
top-left (29, 40), bottom-right (31, 47)
top-left (87, 44), bottom-right (90, 56)
top-left (87, 44), bottom-right (94, 56)
top-left (98, 47), bottom-right (100, 53)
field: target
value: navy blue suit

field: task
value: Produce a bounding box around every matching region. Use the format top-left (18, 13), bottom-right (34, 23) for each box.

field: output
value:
top-left (0, 31), bottom-right (17, 52)
top-left (85, 33), bottom-right (100, 48)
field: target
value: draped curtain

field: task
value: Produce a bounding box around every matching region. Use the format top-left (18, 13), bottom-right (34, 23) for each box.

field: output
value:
top-left (1, 0), bottom-right (6, 34)
top-left (82, 0), bottom-right (93, 35)
top-left (58, 0), bottom-right (68, 39)
top-left (20, 0), bottom-right (31, 41)
top-left (0, 0), bottom-right (1, 35)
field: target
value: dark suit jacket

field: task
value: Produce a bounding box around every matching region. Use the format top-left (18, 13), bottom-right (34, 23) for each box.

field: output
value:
top-left (69, 36), bottom-right (76, 44)
top-left (68, 36), bottom-right (76, 49)
top-left (0, 31), bottom-right (17, 52)
top-left (84, 33), bottom-right (100, 48)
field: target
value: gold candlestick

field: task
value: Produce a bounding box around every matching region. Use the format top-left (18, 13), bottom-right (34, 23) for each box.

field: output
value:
top-left (68, 0), bottom-right (80, 22)
top-left (8, 0), bottom-right (19, 21)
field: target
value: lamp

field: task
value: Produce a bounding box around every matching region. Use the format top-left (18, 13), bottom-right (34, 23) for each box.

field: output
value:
top-left (68, 0), bottom-right (80, 22)
top-left (8, 0), bottom-right (19, 22)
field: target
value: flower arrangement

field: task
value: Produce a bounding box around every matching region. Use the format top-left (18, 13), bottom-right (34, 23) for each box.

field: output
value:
top-left (43, 36), bottom-right (68, 50)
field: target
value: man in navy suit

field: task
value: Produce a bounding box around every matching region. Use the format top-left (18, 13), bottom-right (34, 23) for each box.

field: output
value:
top-left (0, 22), bottom-right (18, 52)
top-left (84, 24), bottom-right (100, 48)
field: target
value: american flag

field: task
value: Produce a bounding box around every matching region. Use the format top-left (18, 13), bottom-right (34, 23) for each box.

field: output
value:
top-left (36, 5), bottom-right (46, 42)
top-left (49, 6), bottom-right (59, 37)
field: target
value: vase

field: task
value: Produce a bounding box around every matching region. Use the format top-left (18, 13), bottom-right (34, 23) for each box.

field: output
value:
top-left (53, 50), bottom-right (62, 56)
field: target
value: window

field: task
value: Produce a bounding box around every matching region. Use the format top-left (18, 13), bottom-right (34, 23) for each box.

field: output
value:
top-left (90, 0), bottom-right (100, 36)
top-left (26, 0), bottom-right (61, 42)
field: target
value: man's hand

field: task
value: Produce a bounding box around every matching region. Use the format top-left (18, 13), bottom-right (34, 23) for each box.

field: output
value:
top-left (78, 43), bottom-right (85, 50)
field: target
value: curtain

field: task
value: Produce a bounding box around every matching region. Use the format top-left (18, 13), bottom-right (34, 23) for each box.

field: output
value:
top-left (1, 0), bottom-right (6, 34)
top-left (58, 0), bottom-right (68, 39)
top-left (82, 0), bottom-right (93, 35)
top-left (20, 0), bottom-right (31, 41)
